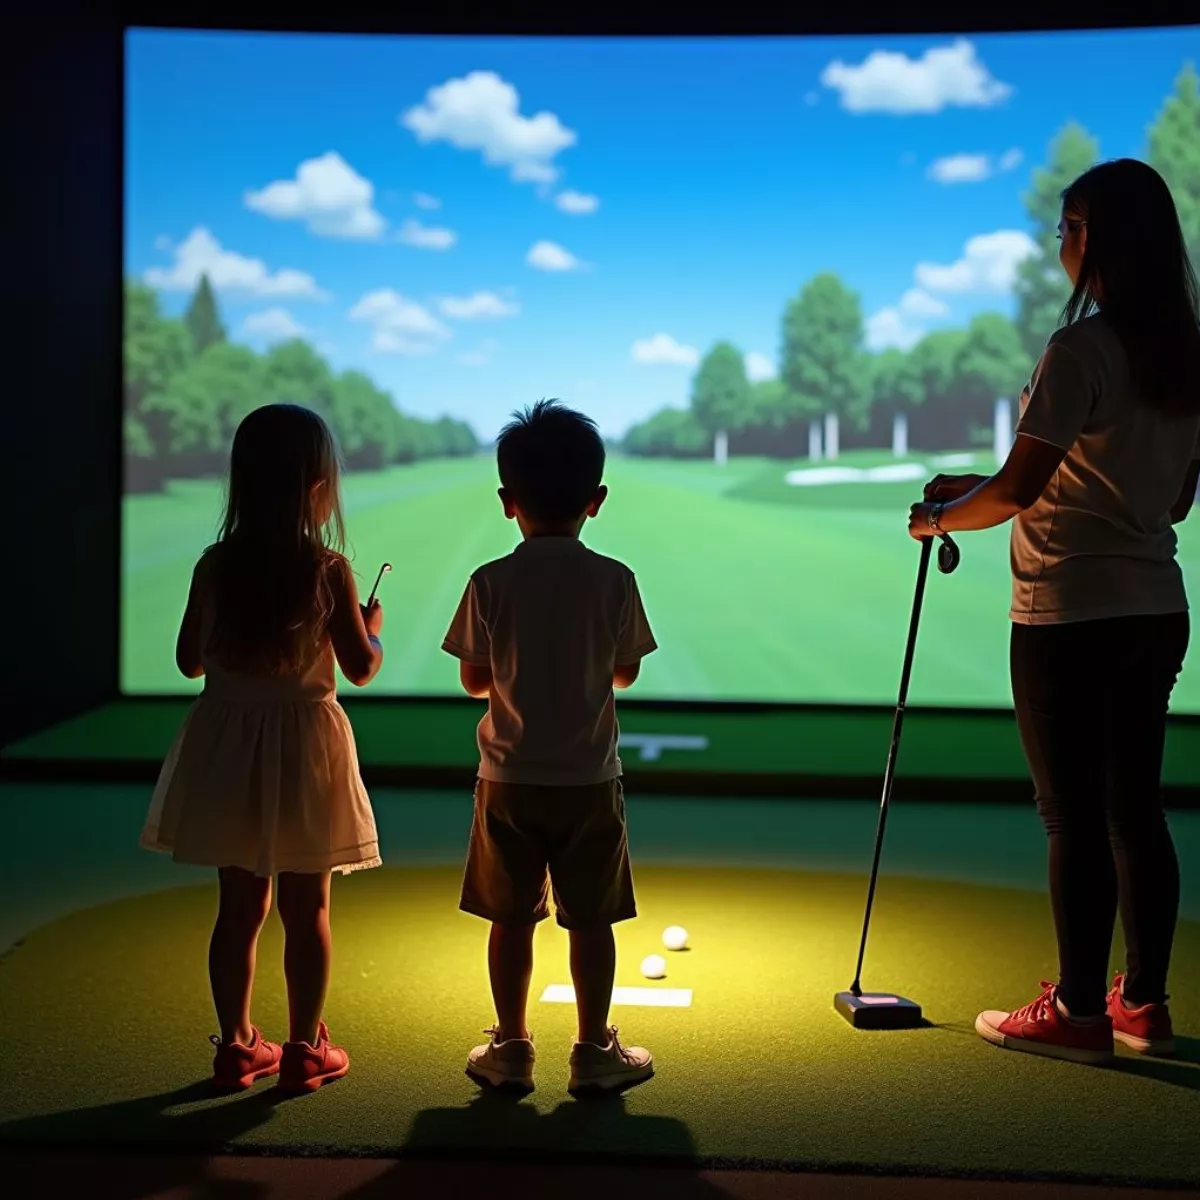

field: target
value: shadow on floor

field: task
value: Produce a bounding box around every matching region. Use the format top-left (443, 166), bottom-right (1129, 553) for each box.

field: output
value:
top-left (340, 1087), bottom-right (732, 1198)
top-left (0, 1080), bottom-right (280, 1200)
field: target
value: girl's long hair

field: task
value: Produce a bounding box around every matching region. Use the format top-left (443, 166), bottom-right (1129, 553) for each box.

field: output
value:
top-left (206, 404), bottom-right (346, 675)
top-left (1061, 158), bottom-right (1200, 417)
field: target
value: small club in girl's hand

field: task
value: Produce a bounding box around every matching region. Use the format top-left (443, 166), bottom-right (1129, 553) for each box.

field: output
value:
top-left (367, 562), bottom-right (392, 607)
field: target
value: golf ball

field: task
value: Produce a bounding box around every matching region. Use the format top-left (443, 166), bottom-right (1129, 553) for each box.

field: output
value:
top-left (641, 954), bottom-right (667, 979)
top-left (662, 925), bottom-right (689, 951)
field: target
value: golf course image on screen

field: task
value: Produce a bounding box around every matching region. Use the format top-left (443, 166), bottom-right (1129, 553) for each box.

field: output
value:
top-left (123, 28), bottom-right (1200, 708)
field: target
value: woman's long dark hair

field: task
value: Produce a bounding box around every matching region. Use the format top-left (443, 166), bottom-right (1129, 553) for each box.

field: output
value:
top-left (206, 404), bottom-right (346, 675)
top-left (1061, 158), bottom-right (1200, 416)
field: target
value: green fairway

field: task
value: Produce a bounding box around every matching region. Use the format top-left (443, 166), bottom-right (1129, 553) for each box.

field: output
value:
top-left (2, 864), bottom-right (1197, 1185)
top-left (121, 452), bottom-right (1200, 709)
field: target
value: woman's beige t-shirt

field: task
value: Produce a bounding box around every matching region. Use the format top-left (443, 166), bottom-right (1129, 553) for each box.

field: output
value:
top-left (1011, 315), bottom-right (1200, 625)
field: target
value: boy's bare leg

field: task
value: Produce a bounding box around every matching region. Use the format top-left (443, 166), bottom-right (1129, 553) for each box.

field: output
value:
top-left (569, 925), bottom-right (616, 1046)
top-left (489, 922), bottom-right (535, 1041)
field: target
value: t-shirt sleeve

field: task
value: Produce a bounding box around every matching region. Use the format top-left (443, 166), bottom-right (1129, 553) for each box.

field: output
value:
top-left (1014, 337), bottom-right (1095, 451)
top-left (616, 575), bottom-right (658, 665)
top-left (441, 576), bottom-right (491, 666)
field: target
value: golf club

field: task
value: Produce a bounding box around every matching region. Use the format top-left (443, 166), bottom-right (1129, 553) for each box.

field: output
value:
top-left (835, 532), bottom-right (960, 1029)
top-left (367, 562), bottom-right (392, 608)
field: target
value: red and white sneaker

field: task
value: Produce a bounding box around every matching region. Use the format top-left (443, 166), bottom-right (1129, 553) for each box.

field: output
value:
top-left (1107, 974), bottom-right (1175, 1057)
top-left (976, 982), bottom-right (1113, 1065)
top-left (210, 1027), bottom-right (282, 1090)
top-left (278, 1021), bottom-right (350, 1094)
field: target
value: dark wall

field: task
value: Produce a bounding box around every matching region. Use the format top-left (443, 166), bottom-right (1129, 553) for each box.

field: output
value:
top-left (5, 11), bottom-right (121, 746)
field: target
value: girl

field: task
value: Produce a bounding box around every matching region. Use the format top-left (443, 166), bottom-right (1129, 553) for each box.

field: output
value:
top-left (909, 159), bottom-right (1200, 1064)
top-left (141, 403), bottom-right (385, 1093)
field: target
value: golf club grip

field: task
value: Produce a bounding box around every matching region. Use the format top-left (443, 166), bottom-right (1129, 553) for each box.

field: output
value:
top-left (850, 537), bottom-right (934, 993)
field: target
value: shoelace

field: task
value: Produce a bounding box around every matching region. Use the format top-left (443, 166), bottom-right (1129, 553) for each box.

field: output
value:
top-left (606, 1025), bottom-right (635, 1062)
top-left (1010, 982), bottom-right (1059, 1024)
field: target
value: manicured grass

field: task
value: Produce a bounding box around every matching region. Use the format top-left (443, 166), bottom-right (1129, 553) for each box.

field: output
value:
top-left (121, 453), bottom-right (1200, 708)
top-left (1, 864), bottom-right (1197, 1184)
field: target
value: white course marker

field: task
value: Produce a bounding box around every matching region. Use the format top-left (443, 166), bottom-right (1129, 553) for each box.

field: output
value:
top-left (619, 733), bottom-right (708, 763)
top-left (540, 984), bottom-right (693, 1008)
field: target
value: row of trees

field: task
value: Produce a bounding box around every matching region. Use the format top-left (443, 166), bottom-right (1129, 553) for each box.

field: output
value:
top-left (125, 279), bottom-right (478, 492)
top-left (625, 62), bottom-right (1200, 461)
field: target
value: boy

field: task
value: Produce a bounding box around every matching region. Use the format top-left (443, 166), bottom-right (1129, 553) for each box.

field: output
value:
top-left (442, 399), bottom-right (657, 1094)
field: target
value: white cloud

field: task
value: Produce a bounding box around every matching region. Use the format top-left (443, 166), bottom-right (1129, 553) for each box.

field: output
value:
top-left (459, 338), bottom-right (501, 367)
top-left (348, 288), bottom-right (450, 355)
top-left (631, 333), bottom-right (700, 367)
top-left (928, 147), bottom-right (1026, 184)
top-left (438, 291), bottom-right (520, 319)
top-left (998, 147), bottom-right (1024, 172)
top-left (928, 153), bottom-right (991, 184)
top-left (865, 288), bottom-right (951, 351)
top-left (244, 152), bottom-right (385, 240)
top-left (555, 190), bottom-right (600, 215)
top-left (527, 240), bottom-right (582, 272)
top-left (242, 308), bottom-right (309, 342)
top-left (413, 192), bottom-right (442, 210)
top-left (397, 218), bottom-right (457, 250)
top-left (745, 351), bottom-right (777, 382)
top-left (401, 70), bottom-right (577, 185)
top-left (144, 228), bottom-right (326, 299)
top-left (916, 230), bottom-right (1038, 293)
top-left (820, 39), bottom-right (1012, 114)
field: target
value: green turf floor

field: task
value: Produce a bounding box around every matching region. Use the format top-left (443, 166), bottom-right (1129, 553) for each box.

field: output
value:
top-left (1, 864), bottom-right (1197, 1185)
top-left (10, 699), bottom-right (1200, 790)
top-left (119, 452), bottom-right (1200, 710)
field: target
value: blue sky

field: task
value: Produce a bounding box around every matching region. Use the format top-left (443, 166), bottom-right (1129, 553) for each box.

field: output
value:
top-left (126, 28), bottom-right (1200, 439)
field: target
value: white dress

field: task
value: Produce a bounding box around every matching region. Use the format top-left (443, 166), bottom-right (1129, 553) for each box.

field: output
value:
top-left (140, 620), bottom-right (381, 877)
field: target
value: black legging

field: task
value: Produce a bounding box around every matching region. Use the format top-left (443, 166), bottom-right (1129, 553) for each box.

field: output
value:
top-left (1010, 612), bottom-right (1188, 1016)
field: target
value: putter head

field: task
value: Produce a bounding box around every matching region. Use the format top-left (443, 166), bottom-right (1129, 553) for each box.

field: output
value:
top-left (834, 990), bottom-right (924, 1029)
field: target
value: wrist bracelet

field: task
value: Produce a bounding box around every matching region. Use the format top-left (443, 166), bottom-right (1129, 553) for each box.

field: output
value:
top-left (929, 502), bottom-right (945, 533)
top-left (368, 634), bottom-right (382, 649)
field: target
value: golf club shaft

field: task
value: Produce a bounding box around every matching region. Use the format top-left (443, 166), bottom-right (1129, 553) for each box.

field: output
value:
top-left (367, 565), bottom-right (388, 608)
top-left (849, 536), bottom-right (934, 995)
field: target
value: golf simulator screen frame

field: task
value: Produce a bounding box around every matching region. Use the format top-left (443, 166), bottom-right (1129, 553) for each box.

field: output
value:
top-left (119, 23), bottom-right (1200, 714)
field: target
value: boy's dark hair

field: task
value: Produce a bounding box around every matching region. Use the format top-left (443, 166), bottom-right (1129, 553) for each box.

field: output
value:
top-left (497, 399), bottom-right (606, 523)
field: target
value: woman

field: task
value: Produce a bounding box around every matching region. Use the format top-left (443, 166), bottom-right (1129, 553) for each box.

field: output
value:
top-left (909, 158), bottom-right (1200, 1065)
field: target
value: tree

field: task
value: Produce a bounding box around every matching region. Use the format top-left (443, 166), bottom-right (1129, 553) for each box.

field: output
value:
top-left (956, 313), bottom-right (1029, 453)
top-left (869, 347), bottom-right (923, 455)
top-left (124, 281), bottom-right (190, 488)
top-left (690, 341), bottom-right (751, 463)
top-left (1013, 122), bottom-right (1100, 362)
top-left (781, 272), bottom-right (868, 459)
top-left (331, 370), bottom-right (399, 469)
top-left (144, 342), bottom-right (263, 472)
top-left (1148, 61), bottom-right (1200, 270)
top-left (261, 339), bottom-right (336, 418)
top-left (623, 407), bottom-right (708, 458)
top-left (903, 329), bottom-right (968, 450)
top-left (183, 273), bottom-right (226, 354)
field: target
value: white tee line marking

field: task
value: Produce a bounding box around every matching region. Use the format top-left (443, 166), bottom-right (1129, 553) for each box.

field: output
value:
top-left (540, 984), bottom-right (693, 1008)
top-left (620, 734), bottom-right (709, 763)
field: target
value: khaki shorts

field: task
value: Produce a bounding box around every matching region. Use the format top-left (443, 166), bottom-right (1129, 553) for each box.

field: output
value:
top-left (460, 778), bottom-right (637, 930)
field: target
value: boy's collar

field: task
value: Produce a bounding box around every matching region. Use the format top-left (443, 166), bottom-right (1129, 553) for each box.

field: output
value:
top-left (516, 535), bottom-right (586, 552)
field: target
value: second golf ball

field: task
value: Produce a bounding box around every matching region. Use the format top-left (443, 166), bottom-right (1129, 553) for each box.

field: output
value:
top-left (662, 925), bottom-right (689, 951)
top-left (641, 954), bottom-right (667, 979)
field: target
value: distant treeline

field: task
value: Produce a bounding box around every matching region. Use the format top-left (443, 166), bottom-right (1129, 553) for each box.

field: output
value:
top-left (624, 64), bottom-right (1200, 460)
top-left (124, 278), bottom-right (477, 492)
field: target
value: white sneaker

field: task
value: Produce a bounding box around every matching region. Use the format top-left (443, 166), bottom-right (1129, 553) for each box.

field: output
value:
top-left (568, 1026), bottom-right (653, 1094)
top-left (466, 1026), bottom-right (535, 1092)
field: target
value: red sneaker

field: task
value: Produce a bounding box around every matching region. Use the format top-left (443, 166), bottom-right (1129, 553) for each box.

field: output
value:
top-left (976, 982), bottom-right (1113, 1065)
top-left (278, 1021), bottom-right (350, 1094)
top-left (210, 1027), bottom-right (282, 1090)
top-left (1107, 974), bottom-right (1175, 1056)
